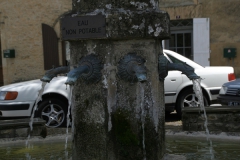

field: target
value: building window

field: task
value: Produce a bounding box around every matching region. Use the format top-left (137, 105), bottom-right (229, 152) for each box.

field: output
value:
top-left (165, 19), bottom-right (193, 60)
top-left (168, 31), bottom-right (192, 60)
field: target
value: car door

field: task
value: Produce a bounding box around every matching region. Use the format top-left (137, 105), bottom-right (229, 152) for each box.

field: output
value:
top-left (164, 71), bottom-right (183, 104)
top-left (163, 51), bottom-right (184, 104)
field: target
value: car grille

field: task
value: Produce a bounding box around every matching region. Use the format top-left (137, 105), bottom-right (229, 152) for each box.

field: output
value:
top-left (226, 88), bottom-right (240, 96)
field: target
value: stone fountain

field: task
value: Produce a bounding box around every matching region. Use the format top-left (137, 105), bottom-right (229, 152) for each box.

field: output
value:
top-left (60, 0), bottom-right (170, 159)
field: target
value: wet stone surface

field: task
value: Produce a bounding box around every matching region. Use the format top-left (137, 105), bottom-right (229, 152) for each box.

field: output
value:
top-left (72, 0), bottom-right (160, 12)
top-left (62, 9), bottom-right (170, 41)
top-left (165, 111), bottom-right (240, 137)
top-left (182, 106), bottom-right (240, 132)
top-left (0, 118), bottom-right (47, 139)
top-left (62, 1), bottom-right (167, 159)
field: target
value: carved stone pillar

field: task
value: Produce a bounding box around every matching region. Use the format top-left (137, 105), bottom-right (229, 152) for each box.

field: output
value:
top-left (61, 0), bottom-right (170, 159)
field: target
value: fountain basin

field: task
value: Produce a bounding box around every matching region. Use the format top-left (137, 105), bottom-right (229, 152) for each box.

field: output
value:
top-left (0, 118), bottom-right (47, 138)
top-left (165, 135), bottom-right (240, 160)
top-left (182, 106), bottom-right (240, 132)
top-left (0, 132), bottom-right (239, 160)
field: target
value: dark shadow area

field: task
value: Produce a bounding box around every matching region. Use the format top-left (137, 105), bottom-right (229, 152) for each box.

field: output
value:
top-left (165, 112), bottom-right (182, 132)
top-left (165, 112), bottom-right (181, 122)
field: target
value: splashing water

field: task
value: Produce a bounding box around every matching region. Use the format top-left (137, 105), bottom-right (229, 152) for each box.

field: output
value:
top-left (192, 79), bottom-right (214, 160)
top-left (139, 82), bottom-right (146, 160)
top-left (26, 82), bottom-right (47, 147)
top-left (65, 85), bottom-right (74, 158)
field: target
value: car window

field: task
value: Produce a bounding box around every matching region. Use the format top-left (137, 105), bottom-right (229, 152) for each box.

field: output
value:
top-left (166, 54), bottom-right (194, 70)
top-left (163, 50), bottom-right (203, 69)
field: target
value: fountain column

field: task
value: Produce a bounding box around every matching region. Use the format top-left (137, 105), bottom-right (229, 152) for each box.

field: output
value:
top-left (61, 0), bottom-right (170, 159)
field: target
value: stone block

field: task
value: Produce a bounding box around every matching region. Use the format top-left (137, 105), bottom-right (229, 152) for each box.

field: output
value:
top-left (0, 118), bottom-right (47, 138)
top-left (182, 106), bottom-right (240, 132)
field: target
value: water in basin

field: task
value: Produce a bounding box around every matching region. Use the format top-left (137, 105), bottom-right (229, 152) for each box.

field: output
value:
top-left (166, 135), bottom-right (240, 160)
top-left (0, 138), bottom-right (72, 160)
top-left (0, 135), bottom-right (239, 160)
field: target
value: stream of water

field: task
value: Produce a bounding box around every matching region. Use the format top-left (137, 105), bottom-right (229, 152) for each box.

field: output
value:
top-left (65, 85), bottom-right (74, 158)
top-left (139, 82), bottom-right (146, 160)
top-left (192, 79), bottom-right (214, 159)
top-left (26, 82), bottom-right (47, 147)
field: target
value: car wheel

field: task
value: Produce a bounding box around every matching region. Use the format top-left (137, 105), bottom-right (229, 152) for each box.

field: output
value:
top-left (36, 98), bottom-right (68, 128)
top-left (176, 88), bottom-right (209, 117)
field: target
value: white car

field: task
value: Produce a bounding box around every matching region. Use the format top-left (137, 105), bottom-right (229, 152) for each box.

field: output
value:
top-left (0, 76), bottom-right (70, 128)
top-left (163, 50), bottom-right (235, 116)
top-left (0, 50), bottom-right (235, 127)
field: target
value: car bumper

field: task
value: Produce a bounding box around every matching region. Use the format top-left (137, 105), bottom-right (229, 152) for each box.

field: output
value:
top-left (0, 101), bottom-right (35, 118)
top-left (217, 95), bottom-right (240, 106)
top-left (0, 104), bottom-right (30, 110)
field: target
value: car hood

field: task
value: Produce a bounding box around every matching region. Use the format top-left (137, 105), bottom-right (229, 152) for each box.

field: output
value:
top-left (0, 76), bottom-right (68, 91)
top-left (0, 76), bottom-right (68, 101)
top-left (0, 79), bottom-right (42, 91)
top-left (223, 78), bottom-right (240, 88)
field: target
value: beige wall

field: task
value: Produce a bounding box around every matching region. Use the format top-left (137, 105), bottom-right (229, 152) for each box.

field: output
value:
top-left (0, 0), bottom-right (71, 84)
top-left (160, 0), bottom-right (240, 77)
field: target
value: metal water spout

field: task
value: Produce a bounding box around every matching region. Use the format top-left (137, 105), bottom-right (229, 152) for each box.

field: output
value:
top-left (118, 53), bottom-right (147, 83)
top-left (41, 66), bottom-right (69, 82)
top-left (65, 54), bottom-right (103, 85)
top-left (158, 54), bottom-right (200, 81)
top-left (65, 65), bottom-right (89, 85)
top-left (168, 63), bottom-right (200, 80)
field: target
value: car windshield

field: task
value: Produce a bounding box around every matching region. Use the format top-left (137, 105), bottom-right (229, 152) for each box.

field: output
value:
top-left (163, 50), bottom-right (203, 69)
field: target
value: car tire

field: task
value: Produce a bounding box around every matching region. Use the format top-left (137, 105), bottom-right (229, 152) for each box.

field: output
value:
top-left (176, 88), bottom-right (209, 118)
top-left (36, 98), bottom-right (68, 128)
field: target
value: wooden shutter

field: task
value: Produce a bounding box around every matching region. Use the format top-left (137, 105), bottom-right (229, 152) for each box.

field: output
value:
top-left (42, 23), bottom-right (59, 70)
top-left (193, 18), bottom-right (210, 66)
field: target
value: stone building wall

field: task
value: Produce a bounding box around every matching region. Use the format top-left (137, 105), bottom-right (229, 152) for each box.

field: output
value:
top-left (160, 0), bottom-right (240, 77)
top-left (0, 0), bottom-right (71, 84)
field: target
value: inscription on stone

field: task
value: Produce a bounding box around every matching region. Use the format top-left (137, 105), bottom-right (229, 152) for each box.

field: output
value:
top-left (61, 15), bottom-right (106, 40)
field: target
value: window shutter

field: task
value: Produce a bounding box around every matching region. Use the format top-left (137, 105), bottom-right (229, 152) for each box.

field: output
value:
top-left (42, 23), bottom-right (59, 70)
top-left (193, 18), bottom-right (210, 66)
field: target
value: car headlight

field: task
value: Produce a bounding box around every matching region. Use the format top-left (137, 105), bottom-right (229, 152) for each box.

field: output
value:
top-left (0, 91), bottom-right (18, 100)
top-left (219, 86), bottom-right (228, 95)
